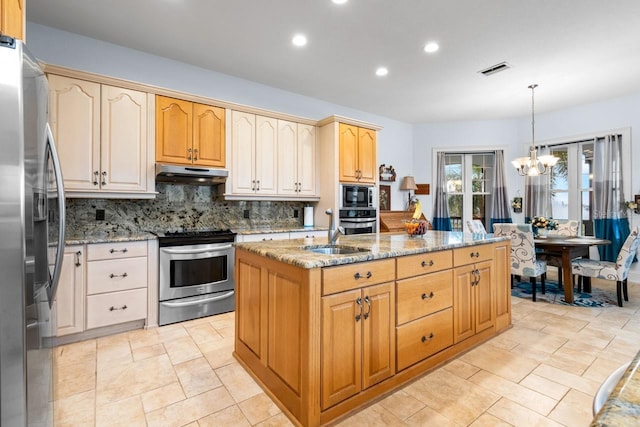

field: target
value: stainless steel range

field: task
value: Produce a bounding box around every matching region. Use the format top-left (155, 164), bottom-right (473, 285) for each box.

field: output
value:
top-left (158, 230), bottom-right (236, 326)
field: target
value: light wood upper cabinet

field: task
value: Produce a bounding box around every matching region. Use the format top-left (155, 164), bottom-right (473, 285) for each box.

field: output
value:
top-left (339, 123), bottom-right (377, 184)
top-left (277, 121), bottom-right (317, 197)
top-left (0, 0), bottom-right (24, 40)
top-left (48, 75), bottom-right (152, 196)
top-left (155, 95), bottom-right (225, 167)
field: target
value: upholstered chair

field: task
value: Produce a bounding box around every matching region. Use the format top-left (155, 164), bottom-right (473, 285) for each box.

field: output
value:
top-left (572, 226), bottom-right (640, 307)
top-left (538, 219), bottom-right (580, 288)
top-left (466, 219), bottom-right (487, 234)
top-left (493, 223), bottom-right (547, 301)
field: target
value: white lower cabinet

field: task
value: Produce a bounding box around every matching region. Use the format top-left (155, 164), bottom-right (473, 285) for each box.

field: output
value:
top-left (55, 240), bottom-right (153, 337)
top-left (237, 230), bottom-right (326, 242)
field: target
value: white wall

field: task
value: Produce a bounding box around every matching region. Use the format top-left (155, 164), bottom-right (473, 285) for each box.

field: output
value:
top-left (26, 22), bottom-right (414, 210)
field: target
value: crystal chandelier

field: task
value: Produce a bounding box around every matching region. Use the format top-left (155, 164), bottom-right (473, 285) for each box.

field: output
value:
top-left (511, 84), bottom-right (559, 176)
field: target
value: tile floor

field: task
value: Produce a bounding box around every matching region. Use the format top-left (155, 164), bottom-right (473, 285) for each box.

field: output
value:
top-left (53, 278), bottom-right (640, 426)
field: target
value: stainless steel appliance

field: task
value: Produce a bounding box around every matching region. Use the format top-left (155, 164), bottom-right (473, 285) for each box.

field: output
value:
top-left (158, 230), bottom-right (236, 326)
top-left (155, 163), bottom-right (228, 185)
top-left (339, 208), bottom-right (377, 234)
top-left (0, 35), bottom-right (66, 426)
top-left (339, 184), bottom-right (376, 209)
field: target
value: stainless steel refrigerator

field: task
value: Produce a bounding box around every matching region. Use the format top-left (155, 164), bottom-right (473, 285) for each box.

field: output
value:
top-left (0, 35), bottom-right (65, 426)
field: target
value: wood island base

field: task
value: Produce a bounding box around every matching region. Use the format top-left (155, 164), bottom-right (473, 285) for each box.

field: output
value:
top-left (234, 237), bottom-right (511, 427)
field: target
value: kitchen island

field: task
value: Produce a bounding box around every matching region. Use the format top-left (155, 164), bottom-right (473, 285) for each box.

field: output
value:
top-left (234, 231), bottom-right (511, 427)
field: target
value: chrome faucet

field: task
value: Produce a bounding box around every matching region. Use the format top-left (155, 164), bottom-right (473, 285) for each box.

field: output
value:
top-left (326, 208), bottom-right (344, 245)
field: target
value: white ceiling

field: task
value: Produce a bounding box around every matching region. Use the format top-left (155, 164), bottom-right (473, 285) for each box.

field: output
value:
top-left (26, 0), bottom-right (640, 124)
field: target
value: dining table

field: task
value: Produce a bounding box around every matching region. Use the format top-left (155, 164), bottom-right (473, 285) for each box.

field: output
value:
top-left (533, 235), bottom-right (611, 304)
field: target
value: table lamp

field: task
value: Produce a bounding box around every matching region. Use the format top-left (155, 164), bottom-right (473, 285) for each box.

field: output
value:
top-left (400, 176), bottom-right (418, 210)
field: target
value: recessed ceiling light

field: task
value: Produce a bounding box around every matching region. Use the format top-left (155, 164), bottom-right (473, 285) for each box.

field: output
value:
top-left (375, 67), bottom-right (388, 77)
top-left (424, 42), bottom-right (439, 53)
top-left (292, 34), bottom-right (307, 47)
top-left (332, 0), bottom-right (348, 4)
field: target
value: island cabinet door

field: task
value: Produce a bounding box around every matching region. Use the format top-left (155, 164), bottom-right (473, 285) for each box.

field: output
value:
top-left (474, 260), bottom-right (494, 334)
top-left (236, 256), bottom-right (266, 359)
top-left (453, 264), bottom-right (475, 343)
top-left (322, 289), bottom-right (362, 410)
top-left (362, 282), bottom-right (395, 390)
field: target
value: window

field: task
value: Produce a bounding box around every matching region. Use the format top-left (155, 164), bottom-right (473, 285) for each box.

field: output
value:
top-left (548, 133), bottom-right (629, 237)
top-left (444, 153), bottom-right (494, 231)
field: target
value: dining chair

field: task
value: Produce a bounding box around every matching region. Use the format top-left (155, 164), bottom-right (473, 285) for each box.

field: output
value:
top-left (538, 219), bottom-right (580, 288)
top-left (493, 223), bottom-right (547, 301)
top-left (571, 226), bottom-right (640, 307)
top-left (466, 219), bottom-right (487, 234)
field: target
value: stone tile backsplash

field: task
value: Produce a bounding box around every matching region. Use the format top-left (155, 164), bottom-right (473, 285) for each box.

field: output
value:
top-left (65, 183), bottom-right (309, 235)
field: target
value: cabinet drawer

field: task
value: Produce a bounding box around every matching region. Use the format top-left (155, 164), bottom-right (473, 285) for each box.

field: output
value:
top-left (87, 257), bottom-right (148, 295)
top-left (87, 241), bottom-right (147, 261)
top-left (396, 270), bottom-right (453, 325)
top-left (453, 244), bottom-right (493, 267)
top-left (396, 307), bottom-right (453, 371)
top-left (239, 232), bottom-right (290, 242)
top-left (86, 288), bottom-right (147, 329)
top-left (396, 250), bottom-right (452, 279)
top-left (322, 259), bottom-right (395, 295)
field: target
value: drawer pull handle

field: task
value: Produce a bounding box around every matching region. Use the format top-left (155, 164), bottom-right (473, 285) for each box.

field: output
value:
top-left (470, 251), bottom-right (480, 258)
top-left (354, 271), bottom-right (372, 280)
top-left (109, 305), bottom-right (127, 311)
top-left (109, 272), bottom-right (128, 279)
top-left (355, 297), bottom-right (363, 321)
top-left (93, 171), bottom-right (99, 186)
top-left (74, 251), bottom-right (82, 267)
top-left (363, 295), bottom-right (371, 320)
top-left (421, 260), bottom-right (434, 267)
top-left (109, 248), bottom-right (128, 254)
top-left (421, 291), bottom-right (434, 300)
top-left (101, 171), bottom-right (107, 186)
top-left (421, 333), bottom-right (435, 343)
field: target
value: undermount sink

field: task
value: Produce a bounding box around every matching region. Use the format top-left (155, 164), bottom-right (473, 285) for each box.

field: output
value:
top-left (304, 245), bottom-right (369, 255)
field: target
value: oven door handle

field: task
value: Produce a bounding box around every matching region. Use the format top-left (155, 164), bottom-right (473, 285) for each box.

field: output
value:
top-left (161, 244), bottom-right (233, 254)
top-left (160, 291), bottom-right (235, 307)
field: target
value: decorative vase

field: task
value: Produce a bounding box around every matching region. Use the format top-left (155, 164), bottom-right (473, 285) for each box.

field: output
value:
top-left (538, 228), bottom-right (548, 238)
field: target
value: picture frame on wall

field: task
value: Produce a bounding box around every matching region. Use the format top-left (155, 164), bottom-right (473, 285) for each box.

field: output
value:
top-left (379, 185), bottom-right (391, 210)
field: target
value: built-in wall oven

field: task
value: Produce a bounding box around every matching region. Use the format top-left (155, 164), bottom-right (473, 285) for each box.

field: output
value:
top-left (158, 230), bottom-right (236, 326)
top-left (339, 208), bottom-right (377, 235)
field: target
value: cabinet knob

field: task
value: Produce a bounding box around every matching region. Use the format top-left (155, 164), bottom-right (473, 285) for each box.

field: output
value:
top-left (421, 291), bottom-right (434, 300)
top-left (470, 251), bottom-right (480, 258)
top-left (421, 333), bottom-right (435, 343)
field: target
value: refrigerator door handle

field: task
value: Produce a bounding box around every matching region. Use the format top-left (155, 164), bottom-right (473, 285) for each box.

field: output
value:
top-left (46, 123), bottom-right (66, 305)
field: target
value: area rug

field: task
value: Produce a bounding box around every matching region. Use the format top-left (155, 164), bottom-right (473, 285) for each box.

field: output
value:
top-left (511, 280), bottom-right (617, 307)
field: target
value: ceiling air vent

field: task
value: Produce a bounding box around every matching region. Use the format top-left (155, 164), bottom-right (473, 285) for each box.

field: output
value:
top-left (478, 62), bottom-right (512, 76)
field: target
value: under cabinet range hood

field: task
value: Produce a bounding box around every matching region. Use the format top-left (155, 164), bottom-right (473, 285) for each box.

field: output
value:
top-left (155, 164), bottom-right (228, 185)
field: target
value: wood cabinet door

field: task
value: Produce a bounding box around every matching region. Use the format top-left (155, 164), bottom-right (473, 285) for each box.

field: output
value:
top-left (296, 124), bottom-right (317, 196)
top-left (231, 111), bottom-right (256, 194)
top-left (277, 119), bottom-right (298, 195)
top-left (255, 116), bottom-right (278, 194)
top-left (193, 103), bottom-right (225, 167)
top-left (236, 255), bottom-right (267, 359)
top-left (0, 0), bottom-right (24, 40)
top-left (55, 246), bottom-right (85, 336)
top-left (101, 85), bottom-right (148, 192)
top-left (357, 127), bottom-right (377, 184)
top-left (494, 241), bottom-right (512, 331)
top-left (474, 260), bottom-right (495, 334)
top-left (338, 123), bottom-right (359, 182)
top-left (321, 289), bottom-right (362, 410)
top-left (48, 75), bottom-right (101, 191)
top-left (155, 95), bottom-right (192, 165)
top-left (453, 264), bottom-right (475, 343)
top-left (362, 282), bottom-right (395, 390)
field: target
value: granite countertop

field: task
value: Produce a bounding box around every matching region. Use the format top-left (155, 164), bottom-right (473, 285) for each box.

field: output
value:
top-left (234, 230), bottom-right (508, 269)
top-left (65, 230), bottom-right (157, 245)
top-left (591, 349), bottom-right (640, 426)
top-left (233, 226), bottom-right (328, 235)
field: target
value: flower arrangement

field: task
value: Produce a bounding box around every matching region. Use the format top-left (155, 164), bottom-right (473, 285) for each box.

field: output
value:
top-left (530, 216), bottom-right (559, 231)
top-left (625, 200), bottom-right (638, 211)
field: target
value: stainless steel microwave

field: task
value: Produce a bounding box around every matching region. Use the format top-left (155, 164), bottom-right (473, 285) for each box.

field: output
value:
top-left (339, 184), bottom-right (376, 209)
